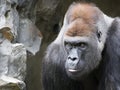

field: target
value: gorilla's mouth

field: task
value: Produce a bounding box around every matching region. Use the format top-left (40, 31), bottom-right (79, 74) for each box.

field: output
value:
top-left (67, 68), bottom-right (85, 80)
top-left (68, 68), bottom-right (83, 74)
top-left (68, 69), bottom-right (79, 73)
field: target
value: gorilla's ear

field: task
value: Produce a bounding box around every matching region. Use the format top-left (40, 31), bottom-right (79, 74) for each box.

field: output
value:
top-left (96, 30), bottom-right (102, 42)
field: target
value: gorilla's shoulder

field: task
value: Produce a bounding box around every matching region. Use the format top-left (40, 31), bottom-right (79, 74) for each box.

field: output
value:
top-left (108, 17), bottom-right (120, 36)
top-left (105, 17), bottom-right (120, 57)
top-left (112, 17), bottom-right (120, 28)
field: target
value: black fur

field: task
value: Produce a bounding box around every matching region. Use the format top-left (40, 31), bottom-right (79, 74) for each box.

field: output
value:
top-left (42, 43), bottom-right (83, 90)
top-left (42, 18), bottom-right (120, 90)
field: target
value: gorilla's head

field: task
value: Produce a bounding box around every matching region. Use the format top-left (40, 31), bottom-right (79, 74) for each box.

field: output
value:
top-left (62, 2), bottom-right (108, 80)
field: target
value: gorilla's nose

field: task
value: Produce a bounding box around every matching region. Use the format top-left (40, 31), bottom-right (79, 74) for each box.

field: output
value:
top-left (68, 57), bottom-right (78, 61)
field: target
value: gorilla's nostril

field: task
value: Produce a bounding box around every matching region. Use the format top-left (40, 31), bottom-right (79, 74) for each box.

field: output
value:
top-left (68, 57), bottom-right (71, 60)
top-left (68, 57), bottom-right (77, 61)
top-left (72, 57), bottom-right (77, 61)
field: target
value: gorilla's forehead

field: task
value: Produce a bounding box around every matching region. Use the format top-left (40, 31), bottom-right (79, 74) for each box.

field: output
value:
top-left (64, 35), bottom-right (90, 43)
top-left (65, 19), bottom-right (96, 37)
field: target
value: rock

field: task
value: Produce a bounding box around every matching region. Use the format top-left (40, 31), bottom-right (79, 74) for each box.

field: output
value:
top-left (0, 75), bottom-right (25, 90)
top-left (0, 0), bottom-right (42, 90)
top-left (18, 18), bottom-right (42, 55)
top-left (0, 40), bottom-right (26, 90)
top-left (0, 0), bottom-right (19, 40)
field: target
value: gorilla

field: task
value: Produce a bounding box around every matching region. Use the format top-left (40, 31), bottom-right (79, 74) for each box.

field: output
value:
top-left (42, 2), bottom-right (120, 90)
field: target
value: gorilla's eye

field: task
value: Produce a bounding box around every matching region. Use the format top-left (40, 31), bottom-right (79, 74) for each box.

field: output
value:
top-left (78, 42), bottom-right (87, 50)
top-left (64, 42), bottom-right (72, 50)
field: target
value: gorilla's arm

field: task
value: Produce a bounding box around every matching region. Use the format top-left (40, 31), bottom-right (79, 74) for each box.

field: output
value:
top-left (99, 18), bottom-right (120, 90)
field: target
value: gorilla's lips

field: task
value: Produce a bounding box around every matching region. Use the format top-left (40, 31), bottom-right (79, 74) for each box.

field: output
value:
top-left (68, 68), bottom-right (84, 74)
top-left (67, 68), bottom-right (85, 80)
top-left (68, 69), bottom-right (79, 73)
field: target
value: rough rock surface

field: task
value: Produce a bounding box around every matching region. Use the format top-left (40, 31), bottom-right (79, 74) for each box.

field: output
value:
top-left (0, 0), bottom-right (42, 90)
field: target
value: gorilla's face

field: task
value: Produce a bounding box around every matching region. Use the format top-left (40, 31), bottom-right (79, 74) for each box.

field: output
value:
top-left (64, 35), bottom-right (102, 80)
